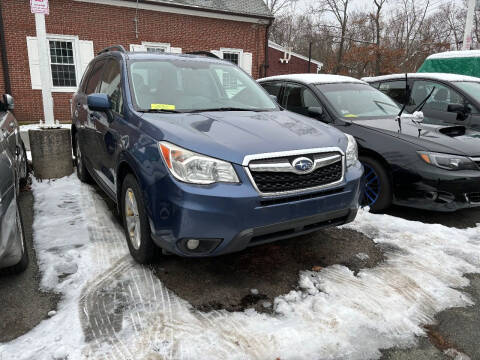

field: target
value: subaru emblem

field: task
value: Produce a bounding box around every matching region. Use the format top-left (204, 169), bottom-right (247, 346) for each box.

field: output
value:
top-left (292, 157), bottom-right (314, 173)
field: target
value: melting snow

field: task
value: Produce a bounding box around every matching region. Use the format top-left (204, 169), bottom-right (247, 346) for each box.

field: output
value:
top-left (0, 175), bottom-right (479, 359)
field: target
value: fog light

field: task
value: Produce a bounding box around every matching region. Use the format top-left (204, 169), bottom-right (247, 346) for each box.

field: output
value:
top-left (186, 239), bottom-right (200, 250)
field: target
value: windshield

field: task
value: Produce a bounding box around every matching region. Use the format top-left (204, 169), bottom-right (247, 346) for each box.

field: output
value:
top-left (454, 81), bottom-right (480, 104)
top-left (316, 83), bottom-right (401, 119)
top-left (128, 59), bottom-right (277, 112)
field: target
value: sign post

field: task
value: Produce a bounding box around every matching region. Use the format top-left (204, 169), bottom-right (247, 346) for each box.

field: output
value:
top-left (463, 0), bottom-right (476, 50)
top-left (31, 0), bottom-right (54, 126)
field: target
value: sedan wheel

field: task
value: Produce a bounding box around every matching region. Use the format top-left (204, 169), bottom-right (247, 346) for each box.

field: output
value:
top-left (125, 188), bottom-right (141, 250)
top-left (359, 156), bottom-right (392, 212)
top-left (362, 163), bottom-right (381, 207)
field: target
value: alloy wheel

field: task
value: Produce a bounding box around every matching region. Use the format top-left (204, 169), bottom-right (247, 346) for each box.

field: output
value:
top-left (125, 188), bottom-right (141, 250)
top-left (362, 163), bottom-right (381, 207)
top-left (76, 141), bottom-right (83, 177)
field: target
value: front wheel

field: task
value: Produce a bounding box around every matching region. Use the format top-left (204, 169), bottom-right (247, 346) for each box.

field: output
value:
top-left (121, 174), bottom-right (160, 264)
top-left (360, 156), bottom-right (392, 212)
top-left (75, 134), bottom-right (91, 183)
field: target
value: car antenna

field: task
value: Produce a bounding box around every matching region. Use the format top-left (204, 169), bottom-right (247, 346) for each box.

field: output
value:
top-left (396, 73), bottom-right (409, 131)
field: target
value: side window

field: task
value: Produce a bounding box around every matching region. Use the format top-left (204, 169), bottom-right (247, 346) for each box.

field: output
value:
top-left (260, 82), bottom-right (282, 103)
top-left (379, 81), bottom-right (407, 105)
top-left (85, 60), bottom-right (105, 95)
top-left (99, 59), bottom-right (123, 114)
top-left (284, 83), bottom-right (321, 115)
top-left (411, 80), bottom-right (467, 113)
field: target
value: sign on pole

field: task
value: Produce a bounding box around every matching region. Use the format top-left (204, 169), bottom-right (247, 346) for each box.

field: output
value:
top-left (30, 0), bottom-right (49, 15)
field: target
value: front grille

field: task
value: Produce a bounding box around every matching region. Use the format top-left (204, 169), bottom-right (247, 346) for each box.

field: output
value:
top-left (468, 192), bottom-right (480, 204)
top-left (251, 161), bottom-right (342, 193)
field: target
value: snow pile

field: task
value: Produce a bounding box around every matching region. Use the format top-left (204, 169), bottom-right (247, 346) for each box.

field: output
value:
top-left (1, 175), bottom-right (480, 360)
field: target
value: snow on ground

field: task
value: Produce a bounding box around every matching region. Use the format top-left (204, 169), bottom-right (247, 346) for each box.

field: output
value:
top-left (1, 175), bottom-right (480, 360)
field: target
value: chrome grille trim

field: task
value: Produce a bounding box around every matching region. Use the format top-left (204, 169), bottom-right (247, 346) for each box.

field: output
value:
top-left (249, 154), bottom-right (342, 174)
top-left (243, 147), bottom-right (345, 197)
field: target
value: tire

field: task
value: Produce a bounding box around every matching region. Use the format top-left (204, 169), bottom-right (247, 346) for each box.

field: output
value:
top-left (2, 204), bottom-right (29, 274)
top-left (121, 174), bottom-right (160, 264)
top-left (74, 133), bottom-right (92, 183)
top-left (19, 142), bottom-right (29, 188)
top-left (360, 156), bottom-right (392, 212)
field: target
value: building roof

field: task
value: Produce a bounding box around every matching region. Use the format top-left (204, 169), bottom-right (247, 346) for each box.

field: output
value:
top-left (143, 0), bottom-right (273, 18)
top-left (268, 41), bottom-right (323, 67)
top-left (258, 73), bottom-right (366, 85)
top-left (425, 50), bottom-right (480, 59)
top-left (362, 73), bottom-right (480, 83)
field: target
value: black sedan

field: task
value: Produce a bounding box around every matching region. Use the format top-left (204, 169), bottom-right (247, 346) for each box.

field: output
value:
top-left (0, 94), bottom-right (28, 274)
top-left (258, 74), bottom-right (480, 212)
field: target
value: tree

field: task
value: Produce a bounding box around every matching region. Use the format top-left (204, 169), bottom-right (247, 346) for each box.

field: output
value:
top-left (372, 0), bottom-right (387, 75)
top-left (264, 0), bottom-right (296, 14)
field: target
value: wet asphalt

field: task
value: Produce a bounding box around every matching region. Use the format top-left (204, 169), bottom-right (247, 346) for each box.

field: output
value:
top-left (1, 183), bottom-right (479, 359)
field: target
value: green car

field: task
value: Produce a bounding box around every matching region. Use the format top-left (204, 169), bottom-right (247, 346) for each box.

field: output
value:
top-left (418, 50), bottom-right (480, 78)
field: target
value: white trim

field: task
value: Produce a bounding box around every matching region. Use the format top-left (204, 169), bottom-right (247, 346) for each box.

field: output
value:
top-left (73, 0), bottom-right (271, 24)
top-left (142, 41), bottom-right (171, 52)
top-left (268, 41), bottom-right (323, 68)
top-left (220, 48), bottom-right (244, 66)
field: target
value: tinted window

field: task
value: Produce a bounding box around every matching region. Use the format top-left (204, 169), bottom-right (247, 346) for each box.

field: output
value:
top-left (411, 80), bottom-right (466, 112)
top-left (379, 81), bottom-right (408, 105)
top-left (99, 59), bottom-right (123, 114)
top-left (85, 60), bottom-right (105, 95)
top-left (261, 82), bottom-right (283, 102)
top-left (284, 83), bottom-right (321, 115)
top-left (452, 82), bottom-right (480, 112)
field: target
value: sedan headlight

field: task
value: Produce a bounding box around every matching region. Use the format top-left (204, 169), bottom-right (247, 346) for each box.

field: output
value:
top-left (418, 151), bottom-right (478, 171)
top-left (345, 134), bottom-right (359, 168)
top-left (159, 142), bottom-right (240, 184)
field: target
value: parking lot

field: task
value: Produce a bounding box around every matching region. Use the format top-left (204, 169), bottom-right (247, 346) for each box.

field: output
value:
top-left (0, 176), bottom-right (478, 360)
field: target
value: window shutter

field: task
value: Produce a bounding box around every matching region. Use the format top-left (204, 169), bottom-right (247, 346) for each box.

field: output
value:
top-left (26, 37), bottom-right (41, 90)
top-left (78, 40), bottom-right (94, 79)
top-left (130, 44), bottom-right (147, 52)
top-left (241, 52), bottom-right (253, 75)
top-left (170, 47), bottom-right (182, 54)
top-left (210, 50), bottom-right (222, 59)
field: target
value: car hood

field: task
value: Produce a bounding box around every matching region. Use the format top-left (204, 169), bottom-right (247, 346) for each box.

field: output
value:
top-left (140, 110), bottom-right (347, 165)
top-left (352, 118), bottom-right (480, 156)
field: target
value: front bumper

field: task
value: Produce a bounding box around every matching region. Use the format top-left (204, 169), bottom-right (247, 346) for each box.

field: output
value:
top-left (147, 163), bottom-right (363, 257)
top-left (393, 162), bottom-right (480, 212)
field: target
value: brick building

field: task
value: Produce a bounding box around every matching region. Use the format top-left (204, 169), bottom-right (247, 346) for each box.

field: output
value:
top-left (0, 0), bottom-right (274, 123)
top-left (268, 41), bottom-right (323, 76)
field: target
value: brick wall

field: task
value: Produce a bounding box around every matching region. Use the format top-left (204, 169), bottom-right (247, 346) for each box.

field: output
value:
top-left (0, 0), bottom-right (267, 123)
top-left (267, 46), bottom-right (318, 77)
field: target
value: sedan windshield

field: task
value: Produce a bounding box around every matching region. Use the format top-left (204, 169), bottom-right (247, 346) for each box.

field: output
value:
top-left (128, 59), bottom-right (277, 112)
top-left (316, 83), bottom-right (401, 119)
top-left (454, 81), bottom-right (480, 104)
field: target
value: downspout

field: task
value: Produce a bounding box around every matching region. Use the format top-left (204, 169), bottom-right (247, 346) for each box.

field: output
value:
top-left (0, 2), bottom-right (12, 95)
top-left (263, 18), bottom-right (273, 78)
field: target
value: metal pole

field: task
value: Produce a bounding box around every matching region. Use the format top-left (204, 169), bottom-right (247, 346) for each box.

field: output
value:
top-left (308, 41), bottom-right (312, 72)
top-left (34, 12), bottom-right (54, 125)
top-left (463, 0), bottom-right (476, 50)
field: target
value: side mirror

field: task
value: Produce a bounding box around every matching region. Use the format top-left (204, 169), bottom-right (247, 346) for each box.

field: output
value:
top-left (87, 93), bottom-right (111, 112)
top-left (447, 104), bottom-right (469, 121)
top-left (3, 94), bottom-right (14, 110)
top-left (308, 106), bottom-right (324, 118)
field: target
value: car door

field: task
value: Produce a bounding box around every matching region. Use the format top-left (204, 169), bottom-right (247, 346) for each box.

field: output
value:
top-left (92, 58), bottom-right (124, 196)
top-left (407, 80), bottom-right (477, 126)
top-left (78, 59), bottom-right (106, 172)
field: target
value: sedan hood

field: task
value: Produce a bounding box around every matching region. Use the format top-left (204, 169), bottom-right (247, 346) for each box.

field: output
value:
top-left (140, 110), bottom-right (347, 165)
top-left (352, 117), bottom-right (480, 156)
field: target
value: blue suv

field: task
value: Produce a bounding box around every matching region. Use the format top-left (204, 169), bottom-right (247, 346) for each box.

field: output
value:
top-left (71, 46), bottom-right (363, 264)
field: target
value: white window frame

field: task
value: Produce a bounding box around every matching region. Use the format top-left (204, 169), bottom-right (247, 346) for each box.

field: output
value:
top-left (46, 34), bottom-right (82, 92)
top-left (220, 48), bottom-right (243, 66)
top-left (142, 41), bottom-right (171, 53)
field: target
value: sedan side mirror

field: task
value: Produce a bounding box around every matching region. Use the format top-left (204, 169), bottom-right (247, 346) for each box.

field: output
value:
top-left (447, 104), bottom-right (469, 121)
top-left (87, 93), bottom-right (112, 112)
top-left (3, 94), bottom-right (14, 110)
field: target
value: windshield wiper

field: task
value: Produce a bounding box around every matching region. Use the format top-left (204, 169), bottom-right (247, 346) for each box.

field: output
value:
top-left (186, 107), bottom-right (261, 113)
top-left (139, 109), bottom-right (181, 113)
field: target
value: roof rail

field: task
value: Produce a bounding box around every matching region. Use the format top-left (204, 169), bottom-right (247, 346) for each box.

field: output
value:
top-left (187, 51), bottom-right (220, 59)
top-left (97, 45), bottom-right (127, 55)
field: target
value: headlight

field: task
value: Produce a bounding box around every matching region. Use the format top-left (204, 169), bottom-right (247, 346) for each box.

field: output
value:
top-left (159, 142), bottom-right (240, 184)
top-left (418, 151), bottom-right (478, 171)
top-left (345, 134), bottom-right (359, 168)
